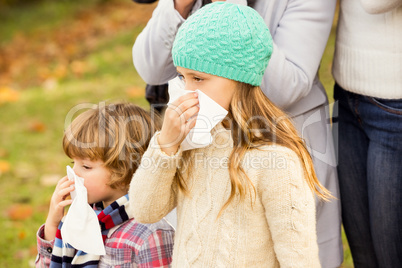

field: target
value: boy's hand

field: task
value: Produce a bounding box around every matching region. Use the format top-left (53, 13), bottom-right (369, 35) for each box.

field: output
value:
top-left (158, 92), bottom-right (199, 155)
top-left (44, 176), bottom-right (74, 241)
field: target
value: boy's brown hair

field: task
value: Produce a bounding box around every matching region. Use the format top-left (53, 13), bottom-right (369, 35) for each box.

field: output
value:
top-left (63, 102), bottom-right (160, 190)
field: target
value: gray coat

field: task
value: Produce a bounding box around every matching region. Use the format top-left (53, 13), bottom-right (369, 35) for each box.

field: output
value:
top-left (132, 0), bottom-right (342, 267)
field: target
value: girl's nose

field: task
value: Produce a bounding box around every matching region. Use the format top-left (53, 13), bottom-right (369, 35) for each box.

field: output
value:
top-left (185, 84), bottom-right (197, 92)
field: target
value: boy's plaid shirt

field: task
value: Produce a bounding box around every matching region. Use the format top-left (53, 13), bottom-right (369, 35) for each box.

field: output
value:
top-left (36, 217), bottom-right (175, 267)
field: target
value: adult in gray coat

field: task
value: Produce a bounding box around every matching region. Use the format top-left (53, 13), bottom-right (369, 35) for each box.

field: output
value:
top-left (132, 0), bottom-right (342, 267)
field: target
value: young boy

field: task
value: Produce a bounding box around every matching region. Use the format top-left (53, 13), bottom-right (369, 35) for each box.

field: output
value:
top-left (36, 102), bottom-right (174, 267)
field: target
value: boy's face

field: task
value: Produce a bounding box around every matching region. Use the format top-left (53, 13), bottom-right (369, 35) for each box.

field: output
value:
top-left (176, 66), bottom-right (237, 110)
top-left (72, 158), bottom-right (126, 207)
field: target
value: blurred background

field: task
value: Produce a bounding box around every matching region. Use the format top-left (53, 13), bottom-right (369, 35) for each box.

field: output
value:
top-left (0, 0), bottom-right (351, 267)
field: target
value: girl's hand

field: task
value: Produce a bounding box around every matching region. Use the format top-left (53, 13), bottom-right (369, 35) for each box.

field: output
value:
top-left (44, 176), bottom-right (74, 241)
top-left (158, 92), bottom-right (199, 155)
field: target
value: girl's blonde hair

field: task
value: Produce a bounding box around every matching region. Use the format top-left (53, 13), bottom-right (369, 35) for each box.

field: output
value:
top-left (63, 102), bottom-right (160, 190)
top-left (175, 83), bottom-right (332, 216)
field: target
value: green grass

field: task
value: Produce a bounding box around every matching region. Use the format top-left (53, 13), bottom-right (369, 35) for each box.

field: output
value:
top-left (319, 24), bottom-right (337, 105)
top-left (0, 1), bottom-right (148, 266)
top-left (0, 1), bottom-right (353, 267)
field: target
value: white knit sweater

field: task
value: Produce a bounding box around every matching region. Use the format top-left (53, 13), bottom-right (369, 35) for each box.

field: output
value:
top-left (129, 124), bottom-right (320, 267)
top-left (332, 0), bottom-right (402, 99)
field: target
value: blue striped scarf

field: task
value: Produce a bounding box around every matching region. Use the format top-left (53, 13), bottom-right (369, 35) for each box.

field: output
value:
top-left (50, 194), bottom-right (132, 267)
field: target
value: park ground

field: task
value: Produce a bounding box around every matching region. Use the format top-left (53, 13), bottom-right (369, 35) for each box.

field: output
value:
top-left (0, 0), bottom-right (352, 267)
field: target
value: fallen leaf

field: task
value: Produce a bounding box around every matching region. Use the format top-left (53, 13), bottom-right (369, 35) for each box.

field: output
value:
top-left (0, 87), bottom-right (20, 104)
top-left (54, 64), bottom-right (68, 79)
top-left (13, 162), bottom-right (37, 180)
top-left (30, 245), bottom-right (38, 257)
top-left (14, 249), bottom-right (29, 260)
top-left (64, 44), bottom-right (78, 56)
top-left (40, 174), bottom-right (61, 186)
top-left (29, 121), bottom-right (46, 133)
top-left (28, 259), bottom-right (37, 268)
top-left (126, 86), bottom-right (144, 98)
top-left (42, 78), bottom-right (58, 91)
top-left (7, 204), bottom-right (33, 221)
top-left (70, 60), bottom-right (88, 76)
top-left (0, 148), bottom-right (9, 157)
top-left (18, 230), bottom-right (27, 240)
top-left (0, 160), bottom-right (11, 174)
top-left (37, 66), bottom-right (51, 80)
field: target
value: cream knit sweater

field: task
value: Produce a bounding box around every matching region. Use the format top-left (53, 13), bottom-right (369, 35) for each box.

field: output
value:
top-left (332, 0), bottom-right (402, 99)
top-left (129, 124), bottom-right (320, 267)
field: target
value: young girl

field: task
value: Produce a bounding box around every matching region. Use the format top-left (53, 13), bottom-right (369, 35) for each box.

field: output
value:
top-left (36, 103), bottom-right (174, 267)
top-left (130, 2), bottom-right (331, 267)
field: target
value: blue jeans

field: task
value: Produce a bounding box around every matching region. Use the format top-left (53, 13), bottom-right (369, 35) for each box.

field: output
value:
top-left (334, 84), bottom-right (402, 268)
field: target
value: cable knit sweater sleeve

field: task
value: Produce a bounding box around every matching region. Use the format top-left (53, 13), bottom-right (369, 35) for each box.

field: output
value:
top-left (129, 132), bottom-right (181, 223)
top-left (259, 147), bottom-right (320, 268)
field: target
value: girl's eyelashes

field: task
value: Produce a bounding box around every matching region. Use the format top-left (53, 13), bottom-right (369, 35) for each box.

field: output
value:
top-left (177, 74), bottom-right (203, 82)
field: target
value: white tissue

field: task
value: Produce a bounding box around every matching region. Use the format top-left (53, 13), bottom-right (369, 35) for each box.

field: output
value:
top-left (61, 166), bottom-right (106, 255)
top-left (168, 77), bottom-right (228, 151)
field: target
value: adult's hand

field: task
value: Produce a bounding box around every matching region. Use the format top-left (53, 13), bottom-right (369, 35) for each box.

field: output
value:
top-left (174, 0), bottom-right (197, 18)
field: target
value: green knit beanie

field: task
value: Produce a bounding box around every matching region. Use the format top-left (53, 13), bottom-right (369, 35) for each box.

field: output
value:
top-left (172, 1), bottom-right (273, 86)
